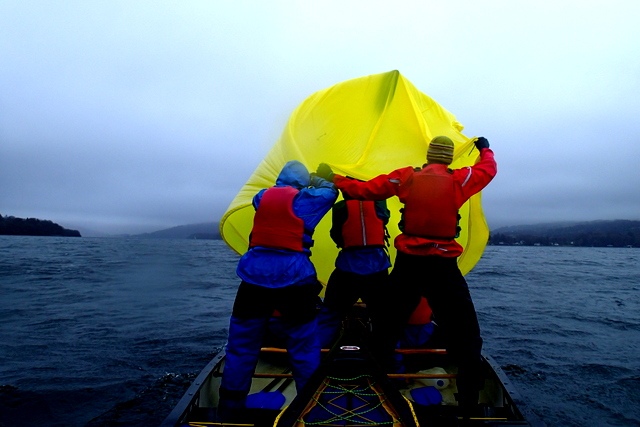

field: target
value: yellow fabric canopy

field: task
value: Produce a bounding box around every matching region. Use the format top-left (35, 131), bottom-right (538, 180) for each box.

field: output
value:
top-left (220, 70), bottom-right (489, 285)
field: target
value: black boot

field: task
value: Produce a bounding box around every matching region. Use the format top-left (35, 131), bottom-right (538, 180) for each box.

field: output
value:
top-left (456, 390), bottom-right (480, 425)
top-left (217, 387), bottom-right (248, 423)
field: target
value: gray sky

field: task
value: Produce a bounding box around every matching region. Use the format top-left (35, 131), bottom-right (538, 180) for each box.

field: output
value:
top-left (2, 1), bottom-right (639, 235)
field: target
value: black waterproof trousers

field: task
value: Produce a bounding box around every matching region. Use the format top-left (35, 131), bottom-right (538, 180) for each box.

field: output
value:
top-left (318, 268), bottom-right (389, 348)
top-left (381, 252), bottom-right (484, 410)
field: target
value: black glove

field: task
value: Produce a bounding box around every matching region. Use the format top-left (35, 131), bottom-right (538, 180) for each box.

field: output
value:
top-left (315, 163), bottom-right (335, 182)
top-left (474, 137), bottom-right (490, 150)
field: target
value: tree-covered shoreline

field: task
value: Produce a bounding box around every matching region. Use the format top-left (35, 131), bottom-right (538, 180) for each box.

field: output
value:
top-left (489, 220), bottom-right (639, 248)
top-left (0, 215), bottom-right (81, 237)
top-left (2, 215), bottom-right (637, 246)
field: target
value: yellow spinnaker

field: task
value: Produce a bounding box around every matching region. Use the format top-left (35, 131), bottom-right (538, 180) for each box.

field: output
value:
top-left (220, 70), bottom-right (489, 284)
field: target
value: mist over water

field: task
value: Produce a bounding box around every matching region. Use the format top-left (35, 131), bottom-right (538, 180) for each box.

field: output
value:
top-left (1, 237), bottom-right (638, 426)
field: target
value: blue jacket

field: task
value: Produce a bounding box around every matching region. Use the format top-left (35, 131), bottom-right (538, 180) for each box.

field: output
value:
top-left (237, 161), bottom-right (338, 288)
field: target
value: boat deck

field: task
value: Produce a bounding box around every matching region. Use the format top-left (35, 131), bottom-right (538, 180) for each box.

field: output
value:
top-left (162, 309), bottom-right (545, 427)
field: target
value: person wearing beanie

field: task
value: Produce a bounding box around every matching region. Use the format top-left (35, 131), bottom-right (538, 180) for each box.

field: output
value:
top-left (314, 136), bottom-right (496, 419)
top-left (426, 135), bottom-right (455, 165)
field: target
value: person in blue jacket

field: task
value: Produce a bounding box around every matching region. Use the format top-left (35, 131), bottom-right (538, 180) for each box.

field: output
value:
top-left (219, 160), bottom-right (338, 417)
top-left (317, 190), bottom-right (391, 350)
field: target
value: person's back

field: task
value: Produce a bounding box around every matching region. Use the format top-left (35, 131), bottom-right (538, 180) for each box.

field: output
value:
top-left (218, 160), bottom-right (338, 421)
top-left (318, 197), bottom-right (391, 348)
top-left (315, 136), bottom-right (497, 418)
top-left (330, 198), bottom-right (390, 275)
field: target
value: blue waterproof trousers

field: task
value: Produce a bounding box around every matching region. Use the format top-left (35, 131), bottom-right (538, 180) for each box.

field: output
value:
top-left (219, 281), bottom-right (322, 409)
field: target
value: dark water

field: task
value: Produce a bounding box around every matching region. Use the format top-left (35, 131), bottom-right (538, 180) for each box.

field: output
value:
top-left (0, 237), bottom-right (638, 426)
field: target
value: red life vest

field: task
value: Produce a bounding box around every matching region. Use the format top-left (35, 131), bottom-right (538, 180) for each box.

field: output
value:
top-left (249, 186), bottom-right (306, 252)
top-left (401, 166), bottom-right (459, 240)
top-left (340, 200), bottom-right (386, 248)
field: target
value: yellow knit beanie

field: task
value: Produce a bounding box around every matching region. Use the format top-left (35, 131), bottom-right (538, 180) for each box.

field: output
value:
top-left (426, 136), bottom-right (454, 165)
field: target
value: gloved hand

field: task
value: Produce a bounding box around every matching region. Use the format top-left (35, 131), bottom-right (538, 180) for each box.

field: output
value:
top-left (315, 163), bottom-right (335, 182)
top-left (474, 137), bottom-right (490, 150)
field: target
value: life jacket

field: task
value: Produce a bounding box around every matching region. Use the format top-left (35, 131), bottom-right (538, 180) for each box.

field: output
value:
top-left (340, 200), bottom-right (386, 249)
top-left (249, 186), bottom-right (308, 252)
top-left (401, 166), bottom-right (459, 240)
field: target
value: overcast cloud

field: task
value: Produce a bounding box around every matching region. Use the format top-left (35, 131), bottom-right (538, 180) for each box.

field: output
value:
top-left (1, 0), bottom-right (639, 235)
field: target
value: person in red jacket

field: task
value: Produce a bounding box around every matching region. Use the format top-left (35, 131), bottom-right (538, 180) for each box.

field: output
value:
top-left (315, 136), bottom-right (497, 417)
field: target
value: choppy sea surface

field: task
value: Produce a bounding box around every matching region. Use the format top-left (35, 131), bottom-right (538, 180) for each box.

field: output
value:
top-left (0, 236), bottom-right (638, 427)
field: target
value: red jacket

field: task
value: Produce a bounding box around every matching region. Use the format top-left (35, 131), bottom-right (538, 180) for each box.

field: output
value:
top-left (334, 148), bottom-right (497, 257)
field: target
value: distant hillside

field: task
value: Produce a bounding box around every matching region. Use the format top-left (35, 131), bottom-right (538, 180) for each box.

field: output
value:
top-left (139, 220), bottom-right (640, 246)
top-left (490, 220), bottom-right (640, 247)
top-left (137, 222), bottom-right (220, 239)
top-left (0, 214), bottom-right (81, 237)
